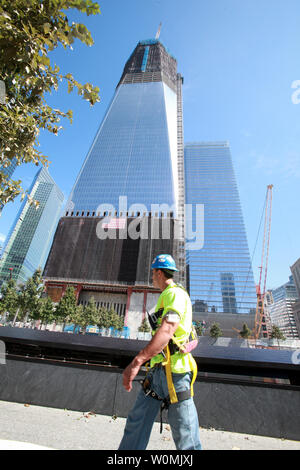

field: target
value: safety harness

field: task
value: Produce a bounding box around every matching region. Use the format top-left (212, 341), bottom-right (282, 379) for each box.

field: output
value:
top-left (140, 284), bottom-right (198, 432)
top-left (140, 365), bottom-right (194, 433)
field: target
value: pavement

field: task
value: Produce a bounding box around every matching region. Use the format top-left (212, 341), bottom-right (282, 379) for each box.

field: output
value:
top-left (0, 400), bottom-right (299, 450)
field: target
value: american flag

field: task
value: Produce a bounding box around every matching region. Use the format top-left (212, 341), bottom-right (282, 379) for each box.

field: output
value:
top-left (102, 218), bottom-right (126, 229)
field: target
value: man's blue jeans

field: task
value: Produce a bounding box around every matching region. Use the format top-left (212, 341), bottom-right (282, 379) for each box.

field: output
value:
top-left (118, 366), bottom-right (202, 450)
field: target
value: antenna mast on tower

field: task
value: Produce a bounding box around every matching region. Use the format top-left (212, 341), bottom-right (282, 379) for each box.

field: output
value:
top-left (155, 22), bottom-right (162, 39)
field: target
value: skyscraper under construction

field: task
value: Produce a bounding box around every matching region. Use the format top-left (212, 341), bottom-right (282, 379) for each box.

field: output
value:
top-left (43, 37), bottom-right (185, 337)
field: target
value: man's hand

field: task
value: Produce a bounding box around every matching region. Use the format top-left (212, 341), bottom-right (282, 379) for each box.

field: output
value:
top-left (122, 360), bottom-right (142, 392)
top-left (122, 318), bottom-right (179, 392)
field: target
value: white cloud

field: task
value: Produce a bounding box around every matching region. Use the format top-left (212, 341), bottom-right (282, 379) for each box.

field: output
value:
top-left (253, 151), bottom-right (300, 179)
top-left (0, 233), bottom-right (6, 244)
top-left (241, 129), bottom-right (252, 138)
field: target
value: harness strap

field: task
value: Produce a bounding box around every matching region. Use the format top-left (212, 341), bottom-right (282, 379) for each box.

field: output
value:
top-left (140, 376), bottom-right (192, 433)
top-left (162, 343), bottom-right (198, 404)
top-left (162, 344), bottom-right (178, 404)
top-left (187, 353), bottom-right (198, 397)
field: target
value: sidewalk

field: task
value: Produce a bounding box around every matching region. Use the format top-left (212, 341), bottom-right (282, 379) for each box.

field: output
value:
top-left (0, 400), bottom-right (299, 450)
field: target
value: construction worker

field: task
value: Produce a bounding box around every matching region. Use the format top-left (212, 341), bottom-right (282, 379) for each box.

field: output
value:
top-left (118, 254), bottom-right (202, 450)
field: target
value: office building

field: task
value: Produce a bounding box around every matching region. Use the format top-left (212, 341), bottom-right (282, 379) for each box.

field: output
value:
top-left (266, 275), bottom-right (299, 339)
top-left (271, 275), bottom-right (298, 302)
top-left (292, 302), bottom-right (300, 338)
top-left (290, 258), bottom-right (300, 337)
top-left (0, 167), bottom-right (64, 285)
top-left (290, 258), bottom-right (300, 298)
top-left (184, 142), bottom-right (257, 335)
top-left (268, 298), bottom-right (299, 339)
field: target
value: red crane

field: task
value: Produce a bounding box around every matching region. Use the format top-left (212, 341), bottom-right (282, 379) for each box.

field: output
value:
top-left (253, 185), bottom-right (273, 340)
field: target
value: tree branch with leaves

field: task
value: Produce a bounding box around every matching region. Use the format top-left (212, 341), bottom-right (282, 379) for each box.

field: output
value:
top-left (0, 0), bottom-right (101, 207)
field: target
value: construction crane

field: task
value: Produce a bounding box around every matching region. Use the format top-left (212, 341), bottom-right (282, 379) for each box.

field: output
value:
top-left (253, 184), bottom-right (273, 340)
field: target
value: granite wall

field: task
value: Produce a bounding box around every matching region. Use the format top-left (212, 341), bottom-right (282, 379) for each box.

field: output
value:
top-left (0, 358), bottom-right (299, 441)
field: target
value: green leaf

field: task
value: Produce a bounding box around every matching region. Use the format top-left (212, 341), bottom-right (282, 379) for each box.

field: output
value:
top-left (43, 23), bottom-right (51, 34)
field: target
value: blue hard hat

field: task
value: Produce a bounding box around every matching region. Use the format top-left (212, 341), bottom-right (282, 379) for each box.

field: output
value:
top-left (151, 254), bottom-right (179, 272)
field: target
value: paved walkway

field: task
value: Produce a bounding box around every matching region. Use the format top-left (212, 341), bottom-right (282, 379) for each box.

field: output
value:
top-left (0, 400), bottom-right (299, 450)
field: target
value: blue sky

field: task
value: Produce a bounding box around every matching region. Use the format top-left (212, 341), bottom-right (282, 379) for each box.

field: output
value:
top-left (1, 0), bottom-right (300, 290)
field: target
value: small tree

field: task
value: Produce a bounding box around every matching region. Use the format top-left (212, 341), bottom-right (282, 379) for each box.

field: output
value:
top-left (0, 278), bottom-right (19, 323)
top-left (21, 269), bottom-right (45, 325)
top-left (81, 297), bottom-right (99, 334)
top-left (118, 314), bottom-right (125, 333)
top-left (109, 308), bottom-right (124, 333)
top-left (55, 286), bottom-right (77, 328)
top-left (39, 296), bottom-right (55, 330)
top-left (139, 317), bottom-right (150, 333)
top-left (210, 322), bottom-right (222, 342)
top-left (16, 283), bottom-right (27, 325)
top-left (138, 316), bottom-right (151, 339)
top-left (239, 323), bottom-right (252, 345)
top-left (68, 303), bottom-right (84, 334)
top-left (194, 321), bottom-right (204, 337)
top-left (97, 306), bottom-right (112, 332)
top-left (270, 324), bottom-right (286, 349)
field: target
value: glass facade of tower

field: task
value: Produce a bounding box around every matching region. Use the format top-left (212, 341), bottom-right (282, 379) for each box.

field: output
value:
top-left (184, 142), bottom-right (257, 315)
top-left (0, 167), bottom-right (64, 284)
top-left (66, 39), bottom-right (180, 218)
top-left (67, 81), bottom-right (178, 214)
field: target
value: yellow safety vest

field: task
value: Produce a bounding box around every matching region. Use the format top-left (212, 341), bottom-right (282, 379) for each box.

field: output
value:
top-left (150, 283), bottom-right (198, 404)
